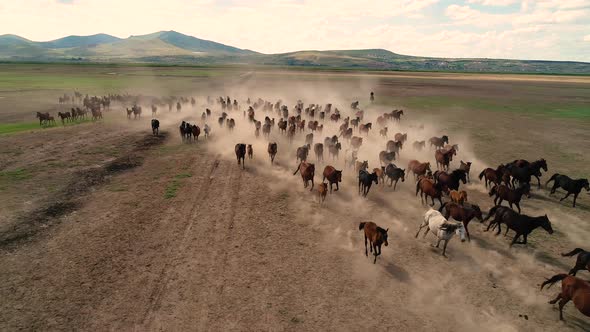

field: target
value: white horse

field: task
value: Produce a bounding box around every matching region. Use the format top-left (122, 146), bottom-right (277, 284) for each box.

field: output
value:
top-left (415, 209), bottom-right (466, 257)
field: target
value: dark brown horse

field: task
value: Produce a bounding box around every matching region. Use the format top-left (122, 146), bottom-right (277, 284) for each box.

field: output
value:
top-left (433, 169), bottom-right (467, 191)
top-left (323, 165), bottom-right (342, 193)
top-left (561, 248), bottom-right (590, 276)
top-left (379, 150), bottom-right (396, 166)
top-left (293, 162), bottom-right (315, 190)
top-left (479, 164), bottom-right (507, 188)
top-left (385, 164), bottom-right (405, 190)
top-left (267, 142), bottom-right (278, 164)
top-left (408, 160), bottom-right (431, 181)
top-left (439, 202), bottom-right (483, 241)
top-left (359, 222), bottom-right (389, 264)
top-left (386, 140), bottom-right (403, 154)
top-left (416, 178), bottom-right (445, 207)
top-left (541, 274), bottom-right (590, 321)
top-left (459, 161), bottom-right (472, 183)
top-left (235, 144), bottom-right (246, 169)
top-left (429, 135), bottom-right (448, 149)
top-left (247, 144), bottom-right (253, 159)
top-left (314, 143), bottom-right (324, 162)
top-left (483, 205), bottom-right (553, 246)
top-left (488, 183), bottom-right (530, 213)
top-left (358, 170), bottom-right (378, 197)
top-left (412, 140), bottom-right (425, 151)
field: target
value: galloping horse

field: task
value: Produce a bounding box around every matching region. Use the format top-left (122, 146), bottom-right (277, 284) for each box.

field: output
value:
top-left (541, 274), bottom-right (590, 321)
top-left (359, 222), bottom-right (389, 263)
top-left (416, 209), bottom-right (466, 257)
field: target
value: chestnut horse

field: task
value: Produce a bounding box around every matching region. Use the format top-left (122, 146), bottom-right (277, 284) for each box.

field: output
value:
top-left (449, 190), bottom-right (468, 205)
top-left (359, 222), bottom-right (389, 264)
top-left (408, 160), bottom-right (431, 181)
top-left (541, 274), bottom-right (590, 321)
top-left (434, 147), bottom-right (456, 170)
top-left (478, 164), bottom-right (506, 188)
top-left (322, 165), bottom-right (342, 193)
top-left (293, 162), bottom-right (315, 190)
top-left (429, 135), bottom-right (448, 149)
top-left (416, 177), bottom-right (445, 207)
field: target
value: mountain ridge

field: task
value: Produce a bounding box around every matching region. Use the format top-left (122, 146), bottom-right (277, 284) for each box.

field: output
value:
top-left (0, 31), bottom-right (588, 74)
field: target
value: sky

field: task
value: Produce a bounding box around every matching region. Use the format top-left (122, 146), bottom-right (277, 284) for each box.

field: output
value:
top-left (0, 0), bottom-right (589, 61)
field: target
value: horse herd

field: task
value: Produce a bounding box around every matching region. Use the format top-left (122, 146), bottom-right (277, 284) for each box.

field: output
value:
top-left (44, 90), bottom-right (590, 322)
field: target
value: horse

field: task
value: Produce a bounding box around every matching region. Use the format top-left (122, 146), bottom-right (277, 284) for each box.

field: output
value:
top-left (328, 142), bottom-right (341, 160)
top-left (429, 135), bottom-right (448, 149)
top-left (479, 165), bottom-right (506, 188)
top-left (267, 142), bottom-right (278, 164)
top-left (379, 127), bottom-right (388, 138)
top-left (322, 166), bottom-right (342, 193)
top-left (488, 183), bottom-right (530, 214)
top-left (373, 167), bottom-right (385, 186)
top-left (191, 125), bottom-right (200, 141)
top-left (235, 144), bottom-right (246, 169)
top-left (318, 183), bottom-right (328, 205)
top-left (434, 147), bottom-right (456, 170)
top-left (355, 160), bottom-right (369, 174)
top-left (385, 164), bottom-right (405, 190)
top-left (434, 169), bottom-right (467, 191)
top-left (439, 202), bottom-right (483, 241)
top-left (449, 190), bottom-right (468, 205)
top-left (57, 111), bottom-right (71, 124)
top-left (126, 108), bottom-right (133, 119)
top-left (416, 178), bottom-right (446, 207)
top-left (459, 161), bottom-right (472, 183)
top-left (247, 144), bottom-right (253, 159)
top-left (305, 133), bottom-right (314, 146)
top-left (506, 164), bottom-right (539, 189)
top-left (416, 209), bottom-right (466, 257)
top-left (412, 140), bottom-right (426, 151)
top-left (404, 159), bottom-right (428, 179)
top-left (359, 123), bottom-right (372, 135)
top-left (359, 222), bottom-right (389, 264)
top-left (204, 124), bottom-right (210, 139)
top-left (394, 133), bottom-right (407, 143)
top-left (262, 123), bottom-right (271, 137)
top-left (483, 205), bottom-right (553, 246)
top-left (293, 162), bottom-right (315, 190)
top-left (296, 144), bottom-right (310, 162)
top-left (509, 158), bottom-right (548, 188)
top-left (358, 170), bottom-right (379, 197)
top-left (378, 151), bottom-right (396, 166)
top-left (151, 119), bottom-right (159, 136)
top-left (391, 110), bottom-right (403, 122)
top-left (386, 140), bottom-right (403, 154)
top-left (561, 248), bottom-right (590, 276)
top-left (314, 143), bottom-right (324, 162)
top-left (350, 136), bottom-right (363, 150)
top-left (546, 173), bottom-right (590, 208)
top-left (36, 112), bottom-right (50, 126)
top-left (541, 274), bottom-right (590, 321)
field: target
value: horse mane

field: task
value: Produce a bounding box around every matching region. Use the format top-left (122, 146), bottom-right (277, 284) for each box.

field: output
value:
top-left (376, 226), bottom-right (387, 234)
top-left (451, 169), bottom-right (466, 177)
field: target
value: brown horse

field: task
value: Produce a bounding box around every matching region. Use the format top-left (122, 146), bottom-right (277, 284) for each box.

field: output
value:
top-left (322, 165), bottom-right (342, 193)
top-left (235, 144), bottom-right (246, 169)
top-left (386, 140), bottom-right (403, 154)
top-left (317, 183), bottom-right (328, 205)
top-left (412, 140), bottom-right (426, 151)
top-left (478, 164), bottom-right (507, 188)
top-left (191, 125), bottom-right (200, 141)
top-left (379, 127), bottom-right (388, 137)
top-left (459, 160), bottom-right (472, 183)
top-left (439, 202), bottom-right (483, 241)
top-left (359, 222), bottom-right (389, 264)
top-left (449, 190), bottom-right (468, 205)
top-left (247, 144), bottom-right (253, 159)
top-left (434, 147), bottom-right (456, 170)
top-left (408, 160), bottom-right (431, 181)
top-left (293, 162), bottom-right (315, 190)
top-left (434, 169), bottom-right (467, 191)
top-left (541, 274), bottom-right (590, 321)
top-left (355, 160), bottom-right (368, 174)
top-left (416, 177), bottom-right (445, 207)
top-left (373, 167), bottom-right (385, 186)
top-left (488, 183), bottom-right (530, 214)
top-left (267, 142), bottom-right (278, 164)
top-left (350, 136), bottom-right (363, 150)
top-left (314, 143), bottom-right (324, 162)
top-left (394, 132), bottom-right (407, 143)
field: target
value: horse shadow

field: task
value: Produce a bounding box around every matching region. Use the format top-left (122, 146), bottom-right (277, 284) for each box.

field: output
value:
top-left (384, 262), bottom-right (410, 282)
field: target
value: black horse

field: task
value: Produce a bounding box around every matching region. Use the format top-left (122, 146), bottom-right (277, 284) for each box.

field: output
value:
top-left (385, 164), bottom-right (405, 190)
top-left (434, 169), bottom-right (467, 191)
top-left (483, 205), bottom-right (553, 247)
top-left (358, 170), bottom-right (379, 197)
top-left (546, 173), bottom-right (590, 208)
top-left (506, 164), bottom-right (539, 189)
top-left (507, 159), bottom-right (548, 188)
top-left (235, 144), bottom-right (246, 169)
top-left (151, 119), bottom-right (159, 136)
top-left (561, 248), bottom-right (590, 276)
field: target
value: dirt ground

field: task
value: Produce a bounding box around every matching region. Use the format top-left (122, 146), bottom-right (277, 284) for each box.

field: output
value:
top-left (1, 69), bottom-right (589, 331)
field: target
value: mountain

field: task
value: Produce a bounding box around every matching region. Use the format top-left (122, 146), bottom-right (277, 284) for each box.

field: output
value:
top-left (39, 33), bottom-right (121, 48)
top-left (0, 32), bottom-right (588, 74)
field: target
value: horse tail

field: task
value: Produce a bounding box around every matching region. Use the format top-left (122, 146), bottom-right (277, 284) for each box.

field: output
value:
top-left (561, 248), bottom-right (585, 257)
top-left (293, 163), bottom-right (301, 175)
top-left (438, 201), bottom-right (448, 213)
top-left (358, 222), bottom-right (366, 231)
top-left (483, 205), bottom-right (499, 222)
top-left (478, 169), bottom-right (486, 180)
top-left (546, 173), bottom-right (559, 186)
top-left (540, 274), bottom-right (567, 290)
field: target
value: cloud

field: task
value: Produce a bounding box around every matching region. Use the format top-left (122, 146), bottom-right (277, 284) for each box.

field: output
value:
top-left (584, 34), bottom-right (590, 41)
top-left (466, 0), bottom-right (517, 6)
top-left (56, 0), bottom-right (75, 3)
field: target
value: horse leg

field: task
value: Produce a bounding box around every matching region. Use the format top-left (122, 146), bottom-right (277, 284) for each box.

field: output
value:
top-left (435, 238), bottom-right (441, 248)
top-left (549, 293), bottom-right (561, 304)
top-left (393, 180), bottom-right (398, 191)
top-left (465, 223), bottom-right (471, 242)
top-left (335, 182), bottom-right (339, 192)
top-left (364, 234), bottom-right (368, 256)
top-left (510, 233), bottom-right (520, 247)
top-left (535, 175), bottom-right (541, 189)
top-left (560, 192), bottom-right (571, 202)
top-left (415, 223), bottom-right (426, 238)
top-left (310, 178), bottom-right (314, 191)
top-left (515, 202), bottom-right (521, 214)
top-left (573, 193), bottom-right (579, 208)
top-left (442, 240), bottom-right (449, 257)
top-left (430, 196), bottom-right (435, 207)
top-left (504, 226), bottom-right (510, 237)
top-left (550, 183), bottom-right (558, 194)
top-left (523, 233), bottom-right (528, 244)
top-left (558, 298), bottom-right (569, 321)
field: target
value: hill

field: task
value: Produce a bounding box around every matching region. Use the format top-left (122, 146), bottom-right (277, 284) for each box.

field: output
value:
top-left (0, 32), bottom-right (588, 74)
